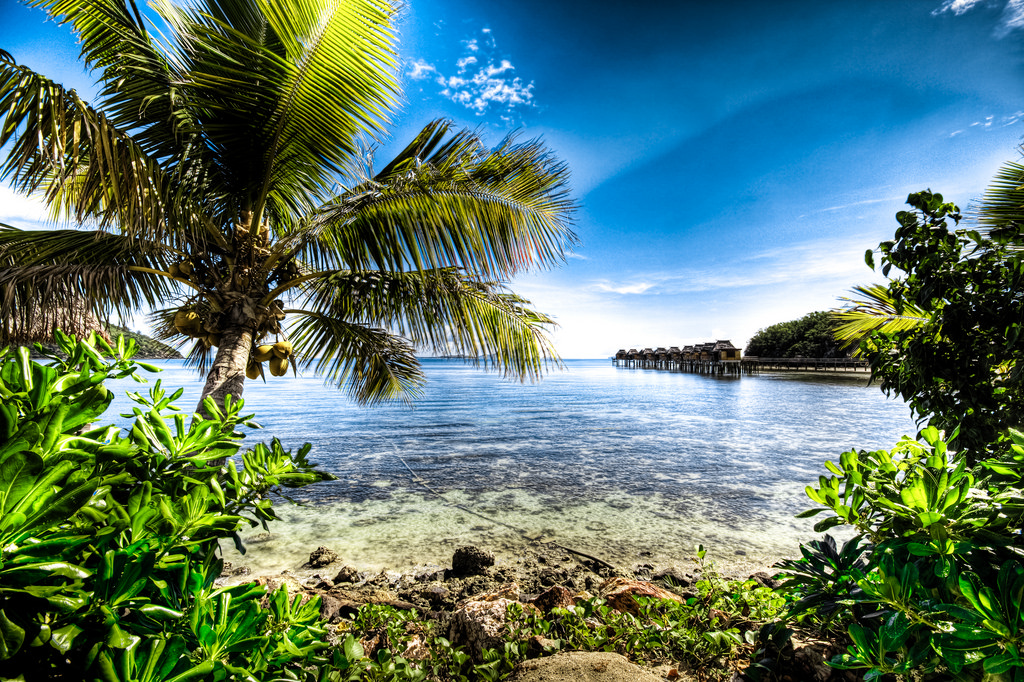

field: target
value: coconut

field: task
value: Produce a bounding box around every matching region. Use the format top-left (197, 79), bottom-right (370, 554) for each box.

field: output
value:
top-left (253, 344), bottom-right (275, 362)
top-left (173, 310), bottom-right (200, 335)
top-left (268, 356), bottom-right (288, 377)
top-left (168, 262), bottom-right (181, 277)
top-left (246, 361), bottom-right (261, 380)
top-left (272, 340), bottom-right (293, 359)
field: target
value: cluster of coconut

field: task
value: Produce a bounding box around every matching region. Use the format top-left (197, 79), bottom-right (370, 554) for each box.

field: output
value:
top-left (167, 260), bottom-right (195, 279)
top-left (247, 341), bottom-right (293, 378)
top-left (234, 213), bottom-right (271, 260)
top-left (172, 308), bottom-right (221, 348)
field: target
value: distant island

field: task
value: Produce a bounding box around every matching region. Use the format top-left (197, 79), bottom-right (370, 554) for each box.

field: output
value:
top-left (106, 324), bottom-right (182, 359)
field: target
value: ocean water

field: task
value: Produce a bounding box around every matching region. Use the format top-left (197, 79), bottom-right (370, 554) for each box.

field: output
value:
top-left (106, 359), bottom-right (917, 574)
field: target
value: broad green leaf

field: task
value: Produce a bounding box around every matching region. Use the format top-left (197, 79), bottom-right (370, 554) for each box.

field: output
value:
top-left (0, 609), bottom-right (26, 660)
top-left (49, 623), bottom-right (83, 654)
top-left (343, 633), bottom-right (364, 661)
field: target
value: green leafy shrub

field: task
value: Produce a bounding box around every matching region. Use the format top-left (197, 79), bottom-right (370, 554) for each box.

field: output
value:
top-left (318, 564), bottom-right (784, 682)
top-left (0, 332), bottom-right (337, 681)
top-left (774, 535), bottom-right (867, 632)
top-left (779, 425), bottom-right (1024, 680)
top-left (850, 189), bottom-right (1024, 465)
top-left (744, 311), bottom-right (842, 359)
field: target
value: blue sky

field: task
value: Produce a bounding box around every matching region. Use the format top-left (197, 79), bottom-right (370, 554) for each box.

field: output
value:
top-left (3, 0), bottom-right (1024, 358)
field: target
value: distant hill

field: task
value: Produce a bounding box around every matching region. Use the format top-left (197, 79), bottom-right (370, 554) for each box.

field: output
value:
top-left (22, 324), bottom-right (182, 359)
top-left (106, 325), bottom-right (182, 359)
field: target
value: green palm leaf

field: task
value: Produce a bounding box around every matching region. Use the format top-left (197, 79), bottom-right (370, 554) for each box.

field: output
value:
top-left (973, 159), bottom-right (1024, 247)
top-left (307, 121), bottom-right (577, 276)
top-left (833, 284), bottom-right (931, 354)
top-left (299, 267), bottom-right (560, 381)
top-left (0, 55), bottom-right (198, 243)
top-left (164, 0), bottom-right (399, 229)
top-left (0, 228), bottom-right (179, 342)
top-left (288, 312), bottom-right (423, 404)
top-left (27, 0), bottom-right (185, 159)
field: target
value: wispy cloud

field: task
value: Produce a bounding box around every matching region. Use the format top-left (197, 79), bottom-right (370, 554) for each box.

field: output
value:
top-left (798, 196), bottom-right (903, 218)
top-left (947, 111), bottom-right (1024, 137)
top-left (407, 28), bottom-right (535, 120)
top-left (512, 237), bottom-right (882, 357)
top-left (934, 0), bottom-right (1024, 36)
top-left (583, 239), bottom-right (872, 298)
top-left (591, 280), bottom-right (655, 295)
top-left (934, 0), bottom-right (986, 15)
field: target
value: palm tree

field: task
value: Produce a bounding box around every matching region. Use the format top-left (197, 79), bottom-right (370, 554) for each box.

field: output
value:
top-left (0, 0), bottom-right (577, 413)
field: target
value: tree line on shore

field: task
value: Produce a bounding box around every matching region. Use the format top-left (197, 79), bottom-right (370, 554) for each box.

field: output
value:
top-left (743, 311), bottom-right (842, 359)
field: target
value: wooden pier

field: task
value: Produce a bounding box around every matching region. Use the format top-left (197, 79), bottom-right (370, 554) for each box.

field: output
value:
top-left (740, 357), bottom-right (868, 372)
top-left (613, 342), bottom-right (868, 375)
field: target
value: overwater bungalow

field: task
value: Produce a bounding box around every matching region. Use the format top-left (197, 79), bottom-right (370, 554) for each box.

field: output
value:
top-left (713, 340), bottom-right (741, 363)
top-left (613, 339), bottom-right (745, 375)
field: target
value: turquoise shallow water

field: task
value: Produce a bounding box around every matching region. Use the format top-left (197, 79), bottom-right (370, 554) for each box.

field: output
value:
top-left (106, 359), bottom-right (917, 574)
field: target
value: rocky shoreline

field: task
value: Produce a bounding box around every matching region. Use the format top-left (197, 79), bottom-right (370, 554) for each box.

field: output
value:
top-left (220, 544), bottom-right (850, 681)
top-left (219, 540), bottom-right (791, 608)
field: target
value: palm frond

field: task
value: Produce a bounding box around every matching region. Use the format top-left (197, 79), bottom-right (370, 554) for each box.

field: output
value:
top-left (166, 0), bottom-right (399, 229)
top-left (288, 312), bottom-right (423, 404)
top-left (304, 121), bottom-right (578, 277)
top-left (27, 0), bottom-right (188, 162)
top-left (833, 284), bottom-right (931, 353)
top-left (972, 159), bottom-right (1024, 246)
top-left (300, 267), bottom-right (561, 382)
top-left (0, 227), bottom-right (179, 340)
top-left (0, 55), bottom-right (198, 242)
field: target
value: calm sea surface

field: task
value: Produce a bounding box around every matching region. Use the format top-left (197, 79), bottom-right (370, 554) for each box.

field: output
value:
top-left (106, 359), bottom-right (917, 574)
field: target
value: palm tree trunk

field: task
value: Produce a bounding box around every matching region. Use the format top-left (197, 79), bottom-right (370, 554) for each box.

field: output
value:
top-left (197, 326), bottom-right (252, 417)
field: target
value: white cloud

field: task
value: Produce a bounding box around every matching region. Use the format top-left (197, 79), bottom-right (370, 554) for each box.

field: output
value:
top-left (407, 59), bottom-right (437, 81)
top-left (933, 0), bottom-right (986, 15)
top-left (933, 0), bottom-right (1024, 35)
top-left (799, 195), bottom-right (903, 217)
top-left (412, 28), bottom-right (536, 119)
top-left (999, 0), bottom-right (1024, 35)
top-left (950, 110), bottom-right (1022, 137)
top-left (0, 185), bottom-right (54, 228)
top-left (508, 235), bottom-right (885, 358)
top-left (581, 238), bottom-right (872, 300)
